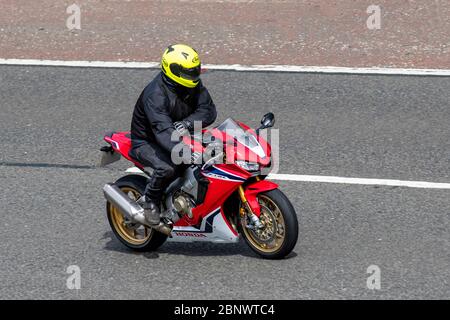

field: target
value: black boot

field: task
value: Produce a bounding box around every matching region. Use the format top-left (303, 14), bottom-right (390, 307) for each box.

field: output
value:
top-left (142, 198), bottom-right (160, 225)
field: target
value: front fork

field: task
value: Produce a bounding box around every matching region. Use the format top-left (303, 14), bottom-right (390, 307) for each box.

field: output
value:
top-left (238, 185), bottom-right (263, 229)
top-left (237, 177), bottom-right (279, 229)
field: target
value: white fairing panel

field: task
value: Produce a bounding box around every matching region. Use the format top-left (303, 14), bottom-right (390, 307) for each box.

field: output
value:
top-left (168, 208), bottom-right (240, 243)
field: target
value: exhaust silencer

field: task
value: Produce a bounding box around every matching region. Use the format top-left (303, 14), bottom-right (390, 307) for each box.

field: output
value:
top-left (103, 183), bottom-right (146, 223)
top-left (103, 183), bottom-right (173, 236)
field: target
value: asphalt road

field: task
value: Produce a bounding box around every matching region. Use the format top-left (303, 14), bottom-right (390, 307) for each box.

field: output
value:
top-left (0, 66), bottom-right (449, 299)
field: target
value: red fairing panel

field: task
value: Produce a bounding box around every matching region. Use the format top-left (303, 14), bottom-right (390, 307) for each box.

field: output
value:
top-left (175, 164), bottom-right (249, 227)
top-left (174, 177), bottom-right (241, 227)
top-left (244, 180), bottom-right (279, 217)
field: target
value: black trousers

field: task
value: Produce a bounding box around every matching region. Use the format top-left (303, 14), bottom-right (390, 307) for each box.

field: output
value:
top-left (130, 140), bottom-right (186, 202)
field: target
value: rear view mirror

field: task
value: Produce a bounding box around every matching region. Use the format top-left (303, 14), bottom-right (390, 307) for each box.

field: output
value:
top-left (256, 112), bottom-right (275, 135)
top-left (261, 112), bottom-right (275, 128)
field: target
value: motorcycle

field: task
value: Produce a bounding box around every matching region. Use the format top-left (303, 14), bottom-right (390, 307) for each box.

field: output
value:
top-left (101, 113), bottom-right (298, 259)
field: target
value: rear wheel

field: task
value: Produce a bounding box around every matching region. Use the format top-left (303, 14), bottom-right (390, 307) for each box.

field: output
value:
top-left (106, 175), bottom-right (167, 251)
top-left (240, 189), bottom-right (298, 259)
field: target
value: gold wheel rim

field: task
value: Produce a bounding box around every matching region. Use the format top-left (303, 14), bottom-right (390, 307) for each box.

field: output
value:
top-left (242, 194), bottom-right (286, 253)
top-left (109, 187), bottom-right (152, 245)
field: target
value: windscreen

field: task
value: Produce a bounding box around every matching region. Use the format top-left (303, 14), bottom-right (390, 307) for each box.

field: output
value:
top-left (216, 118), bottom-right (265, 158)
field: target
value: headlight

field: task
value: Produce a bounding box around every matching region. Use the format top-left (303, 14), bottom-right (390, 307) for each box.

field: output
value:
top-left (235, 160), bottom-right (260, 171)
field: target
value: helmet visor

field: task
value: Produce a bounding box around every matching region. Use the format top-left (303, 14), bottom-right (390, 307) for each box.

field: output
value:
top-left (171, 64), bottom-right (201, 81)
top-left (180, 65), bottom-right (201, 81)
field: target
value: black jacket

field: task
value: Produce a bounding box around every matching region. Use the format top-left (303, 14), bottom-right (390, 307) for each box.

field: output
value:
top-left (130, 73), bottom-right (217, 153)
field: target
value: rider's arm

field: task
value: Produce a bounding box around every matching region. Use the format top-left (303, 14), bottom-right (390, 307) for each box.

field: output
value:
top-left (143, 92), bottom-right (181, 153)
top-left (183, 84), bottom-right (217, 128)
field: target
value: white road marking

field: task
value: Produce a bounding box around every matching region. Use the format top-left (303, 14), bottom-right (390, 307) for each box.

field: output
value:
top-left (0, 59), bottom-right (160, 69)
top-left (267, 174), bottom-right (450, 189)
top-left (1, 58), bottom-right (450, 76)
top-left (125, 167), bottom-right (450, 189)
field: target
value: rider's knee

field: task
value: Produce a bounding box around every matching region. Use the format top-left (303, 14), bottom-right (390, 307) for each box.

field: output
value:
top-left (155, 164), bottom-right (176, 179)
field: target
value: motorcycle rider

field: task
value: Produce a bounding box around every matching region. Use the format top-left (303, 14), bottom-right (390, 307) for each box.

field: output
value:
top-left (129, 44), bottom-right (217, 225)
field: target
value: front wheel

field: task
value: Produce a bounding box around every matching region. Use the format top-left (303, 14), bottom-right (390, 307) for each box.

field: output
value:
top-left (240, 189), bottom-right (298, 259)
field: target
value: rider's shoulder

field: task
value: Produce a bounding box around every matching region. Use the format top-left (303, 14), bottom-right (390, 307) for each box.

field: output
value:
top-left (141, 87), bottom-right (169, 111)
top-left (142, 74), bottom-right (165, 95)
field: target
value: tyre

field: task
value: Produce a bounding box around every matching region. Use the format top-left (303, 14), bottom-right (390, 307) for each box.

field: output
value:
top-left (240, 189), bottom-right (299, 259)
top-left (106, 174), bottom-right (167, 251)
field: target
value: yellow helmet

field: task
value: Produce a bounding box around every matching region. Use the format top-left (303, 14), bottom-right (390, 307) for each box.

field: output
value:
top-left (161, 44), bottom-right (201, 88)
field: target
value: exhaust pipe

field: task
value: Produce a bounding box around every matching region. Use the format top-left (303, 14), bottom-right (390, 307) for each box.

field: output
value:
top-left (103, 183), bottom-right (173, 236)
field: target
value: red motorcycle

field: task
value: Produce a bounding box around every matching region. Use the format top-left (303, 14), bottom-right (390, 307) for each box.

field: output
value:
top-left (101, 113), bottom-right (298, 259)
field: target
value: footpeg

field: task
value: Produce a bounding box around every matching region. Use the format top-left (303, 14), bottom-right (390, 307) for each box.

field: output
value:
top-left (151, 220), bottom-right (173, 236)
top-left (143, 208), bottom-right (160, 225)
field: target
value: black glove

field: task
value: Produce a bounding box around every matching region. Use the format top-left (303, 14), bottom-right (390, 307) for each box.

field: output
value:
top-left (173, 120), bottom-right (193, 136)
top-left (190, 150), bottom-right (203, 165)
